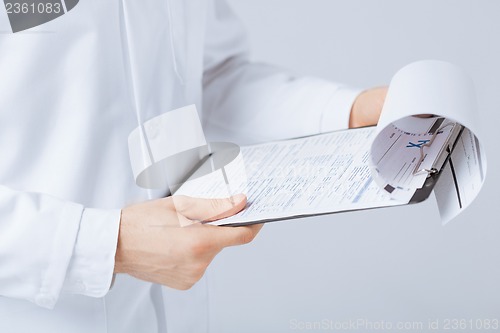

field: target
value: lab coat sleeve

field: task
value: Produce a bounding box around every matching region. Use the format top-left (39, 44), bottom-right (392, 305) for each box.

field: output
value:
top-left (61, 208), bottom-right (121, 298)
top-left (0, 185), bottom-right (121, 309)
top-left (202, 0), bottom-right (362, 144)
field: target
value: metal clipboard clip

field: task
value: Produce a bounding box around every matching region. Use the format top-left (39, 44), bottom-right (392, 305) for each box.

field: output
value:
top-left (413, 121), bottom-right (463, 176)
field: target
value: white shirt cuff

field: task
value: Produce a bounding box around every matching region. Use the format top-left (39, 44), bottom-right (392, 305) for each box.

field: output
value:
top-left (321, 85), bottom-right (363, 133)
top-left (62, 208), bottom-right (121, 297)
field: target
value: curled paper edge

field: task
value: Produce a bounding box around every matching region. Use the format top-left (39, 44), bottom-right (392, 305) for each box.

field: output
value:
top-left (369, 60), bottom-right (487, 224)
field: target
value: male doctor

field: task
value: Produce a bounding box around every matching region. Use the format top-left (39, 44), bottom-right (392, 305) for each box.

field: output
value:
top-left (0, 0), bottom-right (386, 332)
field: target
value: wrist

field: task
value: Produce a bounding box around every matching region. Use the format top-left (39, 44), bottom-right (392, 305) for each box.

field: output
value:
top-left (349, 87), bottom-right (387, 128)
top-left (114, 209), bottom-right (126, 274)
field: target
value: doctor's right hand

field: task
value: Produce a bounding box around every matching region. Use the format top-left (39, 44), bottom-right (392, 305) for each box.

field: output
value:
top-left (114, 194), bottom-right (262, 290)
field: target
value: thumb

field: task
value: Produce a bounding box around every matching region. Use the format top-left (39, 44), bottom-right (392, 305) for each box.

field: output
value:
top-left (173, 194), bottom-right (247, 222)
top-left (207, 223), bottom-right (264, 248)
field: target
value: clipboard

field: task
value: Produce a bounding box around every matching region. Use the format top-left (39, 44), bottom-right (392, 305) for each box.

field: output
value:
top-left (409, 121), bottom-right (464, 204)
top-left (172, 118), bottom-right (465, 226)
top-left (172, 61), bottom-right (486, 226)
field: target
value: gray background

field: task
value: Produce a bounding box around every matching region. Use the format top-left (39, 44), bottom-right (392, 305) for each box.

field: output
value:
top-left (208, 1), bottom-right (500, 332)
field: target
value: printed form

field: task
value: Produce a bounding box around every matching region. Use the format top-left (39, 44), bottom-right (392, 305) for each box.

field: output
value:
top-left (174, 61), bottom-right (487, 225)
top-left (176, 127), bottom-right (406, 225)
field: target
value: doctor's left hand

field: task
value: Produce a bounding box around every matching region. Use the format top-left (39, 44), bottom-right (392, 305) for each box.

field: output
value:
top-left (114, 194), bottom-right (262, 290)
top-left (349, 87), bottom-right (387, 128)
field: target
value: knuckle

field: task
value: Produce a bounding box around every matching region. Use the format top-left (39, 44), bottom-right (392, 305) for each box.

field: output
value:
top-left (187, 237), bottom-right (211, 257)
top-left (172, 262), bottom-right (210, 291)
top-left (176, 281), bottom-right (196, 291)
top-left (239, 229), bottom-right (256, 245)
top-left (185, 263), bottom-right (208, 287)
top-left (192, 262), bottom-right (208, 278)
top-left (172, 195), bottom-right (190, 213)
top-left (176, 282), bottom-right (194, 291)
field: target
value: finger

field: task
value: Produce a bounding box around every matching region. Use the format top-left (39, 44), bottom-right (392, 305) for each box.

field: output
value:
top-left (172, 194), bottom-right (247, 222)
top-left (207, 223), bottom-right (264, 248)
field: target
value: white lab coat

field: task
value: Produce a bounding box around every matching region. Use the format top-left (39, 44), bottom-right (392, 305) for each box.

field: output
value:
top-left (0, 0), bottom-right (360, 332)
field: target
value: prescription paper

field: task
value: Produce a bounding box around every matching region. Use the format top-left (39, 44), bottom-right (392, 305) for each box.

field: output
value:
top-left (175, 61), bottom-right (487, 225)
